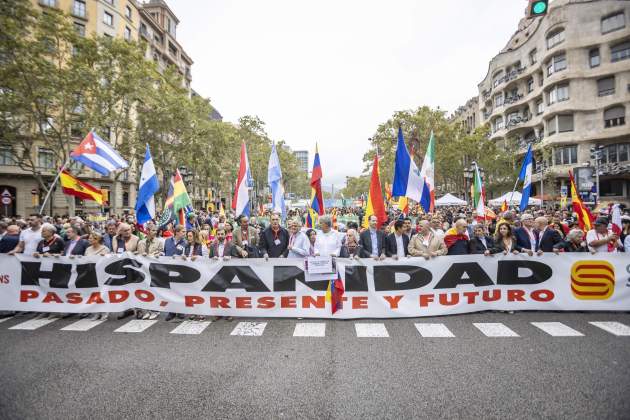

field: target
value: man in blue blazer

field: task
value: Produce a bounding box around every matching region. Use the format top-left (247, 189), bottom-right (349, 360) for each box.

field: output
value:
top-left (514, 213), bottom-right (537, 253)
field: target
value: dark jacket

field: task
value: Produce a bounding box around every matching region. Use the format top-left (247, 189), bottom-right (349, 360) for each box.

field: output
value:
top-left (184, 243), bottom-right (204, 257)
top-left (164, 237), bottom-right (187, 257)
top-left (209, 241), bottom-right (235, 258)
top-left (554, 240), bottom-right (589, 253)
top-left (514, 227), bottom-right (536, 252)
top-left (384, 233), bottom-right (409, 257)
top-left (36, 237), bottom-right (65, 254)
top-left (447, 239), bottom-right (470, 255)
top-left (259, 227), bottom-right (290, 258)
top-left (0, 234), bottom-right (20, 253)
top-left (358, 229), bottom-right (385, 258)
top-left (537, 228), bottom-right (563, 252)
top-left (491, 238), bottom-right (522, 254)
top-left (62, 238), bottom-right (90, 256)
top-left (468, 236), bottom-right (495, 254)
top-left (103, 233), bottom-right (115, 251)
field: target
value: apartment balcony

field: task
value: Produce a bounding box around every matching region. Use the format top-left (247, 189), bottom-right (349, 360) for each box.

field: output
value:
top-left (504, 92), bottom-right (524, 106)
top-left (139, 28), bottom-right (150, 41)
top-left (506, 114), bottom-right (531, 129)
top-left (515, 133), bottom-right (544, 151)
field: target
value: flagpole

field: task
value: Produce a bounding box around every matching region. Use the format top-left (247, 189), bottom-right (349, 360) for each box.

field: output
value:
top-left (507, 177), bottom-right (520, 212)
top-left (39, 158), bottom-right (70, 215)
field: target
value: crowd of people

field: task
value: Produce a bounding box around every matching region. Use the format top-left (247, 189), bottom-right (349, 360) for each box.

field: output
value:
top-left (1, 203), bottom-right (628, 320)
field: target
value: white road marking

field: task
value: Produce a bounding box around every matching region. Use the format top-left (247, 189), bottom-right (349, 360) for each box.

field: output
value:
top-left (170, 320), bottom-right (212, 335)
top-left (531, 322), bottom-right (584, 337)
top-left (114, 320), bottom-right (158, 333)
top-left (9, 318), bottom-right (58, 330)
top-left (61, 319), bottom-right (106, 332)
top-left (293, 323), bottom-right (326, 337)
top-left (0, 317), bottom-right (14, 324)
top-left (355, 323), bottom-right (389, 338)
top-left (414, 323), bottom-right (455, 338)
top-left (589, 321), bottom-right (630, 337)
top-left (473, 323), bottom-right (519, 337)
top-left (230, 322), bottom-right (267, 336)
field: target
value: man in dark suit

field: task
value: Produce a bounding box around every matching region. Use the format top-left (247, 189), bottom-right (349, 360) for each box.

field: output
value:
top-left (385, 220), bottom-right (409, 258)
top-left (358, 215), bottom-right (385, 259)
top-left (514, 213), bottom-right (537, 253)
top-left (209, 227), bottom-right (235, 258)
top-left (0, 225), bottom-right (20, 253)
top-left (259, 213), bottom-right (289, 258)
top-left (468, 224), bottom-right (495, 254)
top-left (62, 225), bottom-right (89, 256)
top-left (535, 216), bottom-right (563, 253)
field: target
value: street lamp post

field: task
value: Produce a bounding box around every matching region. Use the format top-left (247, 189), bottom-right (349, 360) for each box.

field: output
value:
top-left (535, 160), bottom-right (547, 209)
top-left (590, 145), bottom-right (604, 206)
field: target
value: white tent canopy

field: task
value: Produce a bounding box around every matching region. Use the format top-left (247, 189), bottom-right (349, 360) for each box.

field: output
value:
top-left (435, 193), bottom-right (468, 206)
top-left (488, 191), bottom-right (541, 207)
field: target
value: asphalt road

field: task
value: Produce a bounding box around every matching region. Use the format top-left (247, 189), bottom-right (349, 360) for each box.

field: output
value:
top-left (1, 311), bottom-right (629, 420)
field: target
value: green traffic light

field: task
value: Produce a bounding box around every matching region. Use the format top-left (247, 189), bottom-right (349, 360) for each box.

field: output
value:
top-left (532, 1), bottom-right (547, 15)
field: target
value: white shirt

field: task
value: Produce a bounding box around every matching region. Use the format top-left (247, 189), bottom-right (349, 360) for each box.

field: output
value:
top-left (523, 227), bottom-right (536, 252)
top-left (315, 229), bottom-right (342, 257)
top-left (395, 233), bottom-right (405, 258)
top-left (586, 229), bottom-right (619, 253)
top-left (287, 231), bottom-right (310, 258)
top-left (625, 235), bottom-right (630, 253)
top-left (19, 227), bottom-right (43, 256)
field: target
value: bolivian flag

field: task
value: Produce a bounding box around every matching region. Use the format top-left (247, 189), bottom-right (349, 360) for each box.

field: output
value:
top-left (60, 170), bottom-right (104, 204)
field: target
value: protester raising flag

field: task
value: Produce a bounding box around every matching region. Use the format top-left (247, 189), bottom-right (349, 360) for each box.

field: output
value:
top-left (568, 170), bottom-right (594, 231)
top-left (268, 143), bottom-right (286, 219)
top-left (135, 144), bottom-right (160, 225)
top-left (232, 141), bottom-right (251, 218)
top-left (310, 144), bottom-right (325, 216)
top-left (392, 127), bottom-right (423, 202)
top-left (518, 144), bottom-right (533, 212)
top-left (362, 155), bottom-right (387, 229)
top-left (325, 270), bottom-right (345, 315)
top-left (419, 130), bottom-right (436, 213)
top-left (60, 170), bottom-right (104, 205)
top-left (70, 131), bottom-right (128, 176)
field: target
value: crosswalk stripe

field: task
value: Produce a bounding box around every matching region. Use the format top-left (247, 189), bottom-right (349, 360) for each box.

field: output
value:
top-left (473, 323), bottom-right (519, 337)
top-left (114, 319), bottom-right (158, 333)
top-left (9, 318), bottom-right (58, 330)
top-left (588, 321), bottom-right (630, 336)
top-left (61, 319), bottom-right (106, 332)
top-left (0, 317), bottom-right (14, 324)
top-left (531, 322), bottom-right (584, 337)
top-left (230, 322), bottom-right (267, 336)
top-left (293, 323), bottom-right (326, 337)
top-left (170, 320), bottom-right (211, 335)
top-left (355, 323), bottom-right (389, 337)
top-left (414, 323), bottom-right (455, 337)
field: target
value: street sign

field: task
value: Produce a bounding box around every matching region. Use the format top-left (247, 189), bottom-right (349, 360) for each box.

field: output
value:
top-left (1, 189), bottom-right (10, 198)
top-left (31, 188), bottom-right (38, 195)
top-left (1, 196), bottom-right (11, 205)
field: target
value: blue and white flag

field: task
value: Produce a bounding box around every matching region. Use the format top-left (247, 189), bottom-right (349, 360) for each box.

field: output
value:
top-left (70, 131), bottom-right (128, 176)
top-left (392, 127), bottom-right (423, 202)
top-left (518, 144), bottom-right (533, 212)
top-left (268, 143), bottom-right (286, 219)
top-left (135, 144), bottom-right (160, 225)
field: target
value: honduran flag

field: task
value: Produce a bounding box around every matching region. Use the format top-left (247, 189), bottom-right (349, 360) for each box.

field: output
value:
top-left (232, 142), bottom-right (251, 217)
top-left (71, 131), bottom-right (128, 176)
top-left (392, 127), bottom-right (423, 203)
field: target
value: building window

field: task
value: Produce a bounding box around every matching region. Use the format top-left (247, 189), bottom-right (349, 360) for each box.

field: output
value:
top-left (74, 22), bottom-right (85, 37)
top-left (492, 71), bottom-right (504, 88)
top-left (604, 105), bottom-right (626, 128)
top-left (546, 29), bottom-right (565, 49)
top-left (124, 26), bottom-right (131, 40)
top-left (598, 76), bottom-right (615, 96)
top-left (0, 146), bottom-right (15, 166)
top-left (104, 11), bottom-right (113, 26)
top-left (493, 117), bottom-right (504, 132)
top-left (589, 49), bottom-right (600, 67)
top-left (38, 148), bottom-right (55, 169)
top-left (558, 114), bottom-right (574, 132)
top-left (168, 42), bottom-right (178, 57)
top-left (611, 41), bottom-right (630, 62)
top-left (601, 12), bottom-right (625, 34)
top-left (619, 143), bottom-right (629, 162)
top-left (494, 93), bottom-right (503, 107)
top-left (39, 0), bottom-right (56, 6)
top-left (527, 77), bottom-right (534, 93)
top-left (536, 99), bottom-right (543, 115)
top-left (529, 49), bottom-right (537, 65)
top-left (548, 83), bottom-right (569, 105)
top-left (73, 0), bottom-right (86, 18)
top-left (547, 53), bottom-right (566, 76)
top-left (547, 117), bottom-right (557, 136)
top-left (600, 180), bottom-right (624, 197)
top-left (554, 145), bottom-right (578, 165)
top-left (166, 17), bottom-right (176, 37)
top-left (104, 0), bottom-right (114, 4)
top-left (125, 5), bottom-right (132, 19)
top-left (122, 191), bottom-right (129, 207)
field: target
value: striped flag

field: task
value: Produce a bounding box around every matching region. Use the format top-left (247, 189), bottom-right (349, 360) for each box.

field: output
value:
top-left (60, 170), bottom-right (104, 204)
top-left (134, 144), bottom-right (159, 225)
top-left (519, 144), bottom-right (533, 212)
top-left (70, 131), bottom-right (128, 176)
top-left (568, 170), bottom-right (594, 231)
top-left (362, 155), bottom-right (387, 229)
top-left (325, 270), bottom-right (345, 314)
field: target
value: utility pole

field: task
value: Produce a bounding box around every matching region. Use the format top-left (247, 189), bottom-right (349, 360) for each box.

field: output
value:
top-left (590, 145), bottom-right (603, 206)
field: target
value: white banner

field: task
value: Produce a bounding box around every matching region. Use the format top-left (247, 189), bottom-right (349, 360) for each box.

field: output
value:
top-left (0, 254), bottom-right (629, 319)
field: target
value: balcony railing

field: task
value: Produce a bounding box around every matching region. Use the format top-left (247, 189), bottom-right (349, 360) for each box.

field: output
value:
top-left (504, 93), bottom-right (524, 105)
top-left (506, 114), bottom-right (530, 128)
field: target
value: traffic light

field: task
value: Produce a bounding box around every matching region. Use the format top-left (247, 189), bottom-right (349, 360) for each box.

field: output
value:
top-left (530, 0), bottom-right (548, 17)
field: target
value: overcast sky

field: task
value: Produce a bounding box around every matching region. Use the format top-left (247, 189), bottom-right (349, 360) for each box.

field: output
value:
top-left (168, 0), bottom-right (529, 187)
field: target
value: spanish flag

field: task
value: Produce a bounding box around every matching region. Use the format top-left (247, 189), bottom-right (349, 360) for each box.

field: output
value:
top-left (60, 170), bottom-right (104, 204)
top-left (362, 155), bottom-right (387, 229)
top-left (568, 170), bottom-right (594, 231)
top-left (500, 200), bottom-right (508, 213)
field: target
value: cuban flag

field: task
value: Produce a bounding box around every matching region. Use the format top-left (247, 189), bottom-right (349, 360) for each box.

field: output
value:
top-left (392, 127), bottom-right (423, 202)
top-left (71, 131), bottom-right (128, 176)
top-left (134, 144), bottom-right (160, 225)
top-left (519, 144), bottom-right (533, 212)
top-left (232, 142), bottom-right (251, 217)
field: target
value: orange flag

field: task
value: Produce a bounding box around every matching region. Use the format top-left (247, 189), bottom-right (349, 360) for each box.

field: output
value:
top-left (362, 155), bottom-right (387, 229)
top-left (568, 170), bottom-right (594, 231)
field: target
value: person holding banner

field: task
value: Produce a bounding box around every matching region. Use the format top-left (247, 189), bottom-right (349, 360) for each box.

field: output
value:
top-left (259, 213), bottom-right (289, 259)
top-left (34, 224), bottom-right (65, 257)
top-left (468, 224), bottom-right (495, 255)
top-left (233, 216), bottom-right (259, 258)
top-left (137, 224), bottom-right (164, 257)
top-left (384, 220), bottom-right (409, 259)
top-left (358, 215), bottom-right (385, 259)
top-left (586, 218), bottom-right (622, 253)
top-left (491, 223), bottom-right (524, 255)
top-left (287, 219), bottom-right (309, 258)
top-left (315, 216), bottom-right (342, 257)
top-left (9, 214), bottom-right (43, 256)
top-left (85, 232), bottom-right (110, 256)
top-left (408, 220), bottom-right (447, 259)
top-left (209, 227), bottom-right (234, 259)
top-left (553, 229), bottom-right (590, 253)
top-left (111, 223), bottom-right (139, 254)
